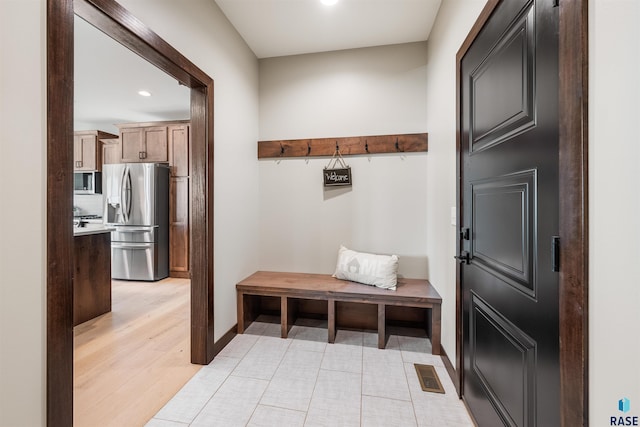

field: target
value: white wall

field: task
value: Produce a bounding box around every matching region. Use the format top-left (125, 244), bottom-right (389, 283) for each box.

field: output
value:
top-left (589, 0), bottom-right (640, 423)
top-left (0, 0), bottom-right (46, 425)
top-left (423, 0), bottom-right (486, 361)
top-left (258, 43), bottom-right (429, 278)
top-left (116, 0), bottom-right (260, 340)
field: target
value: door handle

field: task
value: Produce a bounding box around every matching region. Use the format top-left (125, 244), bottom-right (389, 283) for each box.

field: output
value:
top-left (455, 251), bottom-right (470, 265)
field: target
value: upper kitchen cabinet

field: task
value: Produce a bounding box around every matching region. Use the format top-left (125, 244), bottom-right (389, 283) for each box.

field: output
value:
top-left (101, 137), bottom-right (121, 165)
top-left (118, 124), bottom-right (169, 163)
top-left (168, 124), bottom-right (189, 177)
top-left (73, 130), bottom-right (118, 171)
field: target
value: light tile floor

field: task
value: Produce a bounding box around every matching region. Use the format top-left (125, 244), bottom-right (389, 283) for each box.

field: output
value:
top-left (146, 317), bottom-right (474, 427)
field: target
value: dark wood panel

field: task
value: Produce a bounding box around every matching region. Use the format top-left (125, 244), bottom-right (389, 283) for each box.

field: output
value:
top-left (169, 124), bottom-right (190, 177)
top-left (47, 0), bottom-right (75, 425)
top-left (558, 1), bottom-right (589, 426)
top-left (336, 301), bottom-right (378, 330)
top-left (258, 133), bottom-right (427, 159)
top-left (189, 85), bottom-right (214, 364)
top-left (73, 232), bottom-right (112, 326)
top-left (170, 177), bottom-right (189, 274)
top-left (212, 324), bottom-right (237, 358)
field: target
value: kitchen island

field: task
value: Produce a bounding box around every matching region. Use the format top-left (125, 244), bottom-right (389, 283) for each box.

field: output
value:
top-left (74, 226), bottom-right (114, 326)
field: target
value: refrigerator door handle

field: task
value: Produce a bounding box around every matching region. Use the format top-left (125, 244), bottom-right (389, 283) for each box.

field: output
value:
top-left (122, 165), bottom-right (132, 222)
top-left (113, 226), bottom-right (158, 233)
top-left (112, 242), bottom-right (153, 250)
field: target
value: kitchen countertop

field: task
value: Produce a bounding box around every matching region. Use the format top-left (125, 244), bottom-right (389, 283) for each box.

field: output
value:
top-left (73, 225), bottom-right (115, 237)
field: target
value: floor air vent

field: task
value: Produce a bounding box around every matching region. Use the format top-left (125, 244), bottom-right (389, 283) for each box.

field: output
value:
top-left (414, 364), bottom-right (445, 394)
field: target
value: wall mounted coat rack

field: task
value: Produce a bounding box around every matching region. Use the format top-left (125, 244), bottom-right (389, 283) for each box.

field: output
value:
top-left (257, 133), bottom-right (428, 159)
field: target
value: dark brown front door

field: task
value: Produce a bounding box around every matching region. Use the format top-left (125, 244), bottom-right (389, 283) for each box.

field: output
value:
top-left (459, 0), bottom-right (559, 425)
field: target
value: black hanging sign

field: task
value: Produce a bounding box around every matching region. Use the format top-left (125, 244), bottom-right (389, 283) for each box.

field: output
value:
top-left (324, 145), bottom-right (352, 187)
top-left (324, 167), bottom-right (352, 187)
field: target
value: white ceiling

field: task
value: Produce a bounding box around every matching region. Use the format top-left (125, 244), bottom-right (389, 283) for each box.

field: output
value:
top-left (74, 1), bottom-right (442, 133)
top-left (74, 16), bottom-right (191, 134)
top-left (214, 0), bottom-right (442, 58)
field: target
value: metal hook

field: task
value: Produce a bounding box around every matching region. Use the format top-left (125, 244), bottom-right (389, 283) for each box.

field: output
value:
top-left (307, 141), bottom-right (311, 156)
top-left (365, 140), bottom-right (369, 153)
top-left (335, 141), bottom-right (340, 153)
top-left (395, 137), bottom-right (401, 152)
top-left (280, 143), bottom-right (285, 156)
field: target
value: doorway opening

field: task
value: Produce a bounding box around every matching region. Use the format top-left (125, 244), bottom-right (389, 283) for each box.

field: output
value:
top-left (47, 0), bottom-right (215, 425)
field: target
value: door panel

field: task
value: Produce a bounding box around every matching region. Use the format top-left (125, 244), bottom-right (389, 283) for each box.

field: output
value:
top-left (470, 3), bottom-right (536, 153)
top-left (460, 0), bottom-right (559, 426)
top-left (471, 293), bottom-right (536, 427)
top-left (472, 170), bottom-right (536, 297)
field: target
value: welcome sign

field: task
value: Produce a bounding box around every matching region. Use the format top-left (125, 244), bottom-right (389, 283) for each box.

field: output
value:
top-left (324, 167), bottom-right (352, 187)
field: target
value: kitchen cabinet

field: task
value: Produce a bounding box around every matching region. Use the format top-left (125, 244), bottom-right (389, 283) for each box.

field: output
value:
top-left (115, 120), bottom-right (190, 278)
top-left (168, 124), bottom-right (189, 176)
top-left (118, 125), bottom-right (169, 162)
top-left (170, 176), bottom-right (189, 276)
top-left (168, 123), bottom-right (190, 278)
top-left (73, 130), bottom-right (117, 171)
top-left (74, 230), bottom-right (112, 326)
top-left (101, 137), bottom-right (121, 165)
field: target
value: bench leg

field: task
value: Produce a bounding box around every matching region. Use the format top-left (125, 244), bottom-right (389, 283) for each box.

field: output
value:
top-left (237, 290), bottom-right (245, 334)
top-left (281, 297), bottom-right (297, 339)
top-left (328, 299), bottom-right (336, 344)
top-left (378, 303), bottom-right (386, 349)
top-left (431, 304), bottom-right (441, 355)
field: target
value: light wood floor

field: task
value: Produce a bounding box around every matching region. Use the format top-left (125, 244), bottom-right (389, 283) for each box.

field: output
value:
top-left (74, 278), bottom-right (201, 427)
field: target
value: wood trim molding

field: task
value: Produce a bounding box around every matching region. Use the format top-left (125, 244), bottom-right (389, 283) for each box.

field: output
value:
top-left (440, 345), bottom-right (458, 393)
top-left (213, 324), bottom-right (238, 357)
top-left (48, 1), bottom-right (215, 425)
top-left (558, 0), bottom-right (589, 425)
top-left (74, 0), bottom-right (209, 87)
top-left (258, 133), bottom-right (428, 159)
top-left (47, 0), bottom-right (75, 425)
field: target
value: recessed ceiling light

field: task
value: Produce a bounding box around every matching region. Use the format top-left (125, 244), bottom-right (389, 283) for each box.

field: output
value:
top-left (320, 0), bottom-right (338, 5)
top-left (138, 90), bottom-right (152, 97)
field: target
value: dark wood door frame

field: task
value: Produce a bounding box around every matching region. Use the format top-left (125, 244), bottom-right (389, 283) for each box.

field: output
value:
top-left (47, 0), bottom-right (215, 425)
top-left (455, 1), bottom-right (588, 426)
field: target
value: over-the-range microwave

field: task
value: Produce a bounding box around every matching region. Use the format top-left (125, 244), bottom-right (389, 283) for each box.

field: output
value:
top-left (74, 171), bottom-right (102, 194)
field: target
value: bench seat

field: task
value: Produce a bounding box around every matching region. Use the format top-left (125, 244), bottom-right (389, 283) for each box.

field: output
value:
top-left (236, 271), bottom-right (442, 354)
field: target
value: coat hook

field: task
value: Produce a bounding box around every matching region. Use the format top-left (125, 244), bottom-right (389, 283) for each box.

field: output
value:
top-left (307, 141), bottom-right (311, 156)
top-left (365, 140), bottom-right (369, 153)
top-left (280, 143), bottom-right (285, 156)
top-left (335, 141), bottom-right (340, 153)
top-left (395, 137), bottom-right (401, 152)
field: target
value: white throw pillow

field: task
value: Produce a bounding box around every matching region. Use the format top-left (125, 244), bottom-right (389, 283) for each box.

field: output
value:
top-left (333, 245), bottom-right (398, 290)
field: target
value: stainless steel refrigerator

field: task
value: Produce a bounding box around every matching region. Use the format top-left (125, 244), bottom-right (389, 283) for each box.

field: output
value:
top-left (103, 163), bottom-right (169, 281)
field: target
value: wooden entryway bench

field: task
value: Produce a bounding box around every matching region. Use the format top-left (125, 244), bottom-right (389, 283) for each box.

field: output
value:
top-left (236, 271), bottom-right (442, 355)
